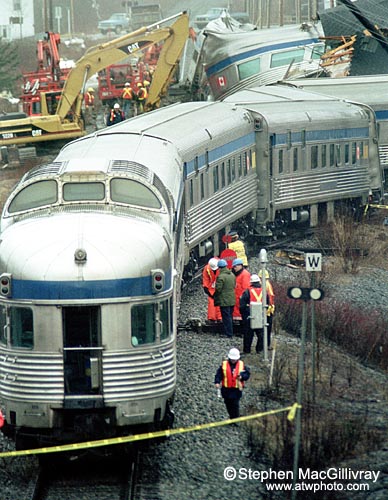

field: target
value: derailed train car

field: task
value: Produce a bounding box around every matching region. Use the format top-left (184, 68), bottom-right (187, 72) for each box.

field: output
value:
top-left (0, 85), bottom-right (383, 448)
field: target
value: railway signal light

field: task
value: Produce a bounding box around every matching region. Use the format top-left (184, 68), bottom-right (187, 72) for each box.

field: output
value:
top-left (0, 273), bottom-right (12, 297)
top-left (151, 269), bottom-right (165, 293)
top-left (287, 287), bottom-right (324, 301)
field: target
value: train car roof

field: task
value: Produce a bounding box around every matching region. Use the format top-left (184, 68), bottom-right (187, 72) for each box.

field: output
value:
top-left (203, 22), bottom-right (324, 73)
top-left (60, 100), bottom-right (252, 159)
top-left (223, 85), bottom-right (371, 127)
top-left (278, 75), bottom-right (388, 109)
top-left (55, 101), bottom-right (252, 203)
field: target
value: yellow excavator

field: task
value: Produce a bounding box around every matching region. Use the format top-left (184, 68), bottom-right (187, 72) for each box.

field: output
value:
top-left (0, 12), bottom-right (189, 148)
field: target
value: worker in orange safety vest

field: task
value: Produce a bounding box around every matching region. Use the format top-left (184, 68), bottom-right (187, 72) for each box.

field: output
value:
top-left (202, 257), bottom-right (222, 322)
top-left (239, 273), bottom-right (270, 354)
top-left (136, 81), bottom-right (149, 114)
top-left (214, 348), bottom-right (250, 419)
top-left (121, 82), bottom-right (134, 118)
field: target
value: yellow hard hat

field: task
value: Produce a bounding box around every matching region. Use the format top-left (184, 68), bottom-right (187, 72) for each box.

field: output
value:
top-left (87, 87), bottom-right (94, 92)
top-left (137, 82), bottom-right (142, 87)
top-left (143, 80), bottom-right (150, 86)
top-left (258, 270), bottom-right (270, 279)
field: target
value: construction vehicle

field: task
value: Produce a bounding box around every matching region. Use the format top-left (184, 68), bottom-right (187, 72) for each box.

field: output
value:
top-left (20, 32), bottom-right (71, 117)
top-left (0, 12), bottom-right (189, 148)
top-left (131, 4), bottom-right (163, 31)
top-left (97, 44), bottom-right (162, 106)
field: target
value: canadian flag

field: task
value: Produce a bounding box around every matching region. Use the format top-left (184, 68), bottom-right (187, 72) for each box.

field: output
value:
top-left (0, 409), bottom-right (4, 428)
top-left (218, 76), bottom-right (226, 87)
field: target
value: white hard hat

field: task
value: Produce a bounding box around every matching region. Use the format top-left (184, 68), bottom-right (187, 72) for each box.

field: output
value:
top-left (228, 348), bottom-right (240, 360)
top-left (208, 258), bottom-right (218, 271)
top-left (250, 273), bottom-right (260, 283)
top-left (113, 103), bottom-right (120, 109)
top-left (125, 82), bottom-right (130, 86)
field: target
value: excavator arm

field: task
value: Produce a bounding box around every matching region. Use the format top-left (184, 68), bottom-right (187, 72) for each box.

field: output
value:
top-left (56, 12), bottom-right (189, 120)
top-left (0, 12), bottom-right (188, 148)
top-left (144, 17), bottom-right (190, 111)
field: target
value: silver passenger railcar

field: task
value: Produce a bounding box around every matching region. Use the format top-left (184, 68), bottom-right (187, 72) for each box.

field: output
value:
top-left (280, 75), bottom-right (388, 180)
top-left (0, 85), bottom-right (383, 448)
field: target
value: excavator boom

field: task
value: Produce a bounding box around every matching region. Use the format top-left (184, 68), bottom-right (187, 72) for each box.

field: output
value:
top-left (56, 12), bottom-right (189, 119)
top-left (0, 12), bottom-right (189, 148)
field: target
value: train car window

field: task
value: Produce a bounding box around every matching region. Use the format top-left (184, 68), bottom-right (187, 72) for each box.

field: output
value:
top-left (330, 144), bottom-right (335, 166)
top-left (352, 142), bottom-right (357, 164)
top-left (278, 150), bottom-right (284, 174)
top-left (160, 300), bottom-right (170, 341)
top-left (131, 303), bottom-right (156, 346)
top-left (227, 159), bottom-right (232, 184)
top-left (189, 179), bottom-right (194, 206)
top-left (110, 178), bottom-right (161, 209)
top-left (243, 153), bottom-right (248, 176)
top-left (345, 144), bottom-right (350, 164)
top-left (301, 130), bottom-right (306, 148)
top-left (293, 148), bottom-right (298, 172)
top-left (359, 142), bottom-right (365, 159)
top-left (238, 155), bottom-right (242, 177)
top-left (9, 307), bottom-right (33, 349)
top-left (8, 180), bottom-right (57, 214)
top-left (270, 48), bottom-right (304, 68)
top-left (287, 131), bottom-right (292, 150)
top-left (194, 156), bottom-right (199, 175)
top-left (312, 45), bottom-right (325, 59)
top-left (200, 173), bottom-right (205, 200)
top-left (336, 144), bottom-right (342, 166)
top-left (311, 146), bottom-right (318, 169)
top-left (321, 145), bottom-right (327, 168)
top-left (231, 158), bottom-right (236, 182)
top-left (238, 57), bottom-right (261, 80)
top-left (221, 162), bottom-right (226, 187)
top-left (63, 182), bottom-right (105, 201)
top-left (213, 165), bottom-right (219, 193)
top-left (0, 305), bottom-right (6, 345)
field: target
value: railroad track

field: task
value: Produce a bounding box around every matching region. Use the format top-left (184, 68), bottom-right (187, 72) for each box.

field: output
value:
top-left (26, 448), bottom-right (137, 500)
top-left (24, 442), bottom-right (167, 500)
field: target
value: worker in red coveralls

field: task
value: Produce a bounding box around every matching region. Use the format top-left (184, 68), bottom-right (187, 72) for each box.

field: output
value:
top-left (202, 257), bottom-right (222, 323)
top-left (232, 258), bottom-right (251, 321)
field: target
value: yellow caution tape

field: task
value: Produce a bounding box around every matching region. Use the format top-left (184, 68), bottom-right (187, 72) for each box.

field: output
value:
top-left (0, 403), bottom-right (301, 458)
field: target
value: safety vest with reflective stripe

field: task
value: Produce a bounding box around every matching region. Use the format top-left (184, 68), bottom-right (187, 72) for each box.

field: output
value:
top-left (249, 287), bottom-right (262, 303)
top-left (249, 287), bottom-right (274, 315)
top-left (122, 87), bottom-right (134, 99)
top-left (222, 360), bottom-right (245, 389)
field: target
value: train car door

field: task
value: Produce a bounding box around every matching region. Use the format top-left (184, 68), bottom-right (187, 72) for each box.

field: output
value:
top-left (62, 306), bottom-right (103, 396)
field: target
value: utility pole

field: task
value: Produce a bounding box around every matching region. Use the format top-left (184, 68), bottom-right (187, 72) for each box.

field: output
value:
top-left (43, 0), bottom-right (54, 31)
top-left (70, 0), bottom-right (75, 36)
top-left (279, 0), bottom-right (284, 26)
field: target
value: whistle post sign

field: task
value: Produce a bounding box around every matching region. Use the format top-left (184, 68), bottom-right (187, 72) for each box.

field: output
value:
top-left (305, 253), bottom-right (322, 272)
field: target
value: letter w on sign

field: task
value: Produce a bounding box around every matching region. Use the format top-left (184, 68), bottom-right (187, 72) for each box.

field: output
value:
top-left (305, 253), bottom-right (322, 272)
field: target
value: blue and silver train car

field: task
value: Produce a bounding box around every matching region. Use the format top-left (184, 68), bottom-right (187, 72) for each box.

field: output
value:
top-left (190, 22), bottom-right (325, 101)
top-left (280, 75), bottom-right (388, 181)
top-left (0, 85), bottom-right (382, 448)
